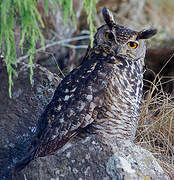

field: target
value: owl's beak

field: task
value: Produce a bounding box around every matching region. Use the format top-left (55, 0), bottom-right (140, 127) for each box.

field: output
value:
top-left (114, 45), bottom-right (121, 55)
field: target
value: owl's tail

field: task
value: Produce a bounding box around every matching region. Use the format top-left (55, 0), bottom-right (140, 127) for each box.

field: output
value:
top-left (12, 148), bottom-right (36, 178)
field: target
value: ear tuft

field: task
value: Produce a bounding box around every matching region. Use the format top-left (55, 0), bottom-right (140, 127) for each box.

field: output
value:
top-left (102, 7), bottom-right (115, 29)
top-left (137, 29), bottom-right (157, 40)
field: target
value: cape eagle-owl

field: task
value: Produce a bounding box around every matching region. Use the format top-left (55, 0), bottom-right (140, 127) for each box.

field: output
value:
top-left (14, 7), bottom-right (157, 174)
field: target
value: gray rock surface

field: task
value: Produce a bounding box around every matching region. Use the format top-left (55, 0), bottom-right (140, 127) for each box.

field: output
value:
top-left (15, 135), bottom-right (169, 180)
top-left (0, 62), bottom-right (61, 180)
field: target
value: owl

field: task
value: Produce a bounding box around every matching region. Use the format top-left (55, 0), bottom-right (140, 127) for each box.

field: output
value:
top-left (14, 7), bottom-right (157, 174)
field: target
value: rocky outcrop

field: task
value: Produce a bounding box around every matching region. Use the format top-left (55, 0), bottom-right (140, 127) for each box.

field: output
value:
top-left (15, 136), bottom-right (169, 180)
top-left (0, 62), bottom-right (61, 180)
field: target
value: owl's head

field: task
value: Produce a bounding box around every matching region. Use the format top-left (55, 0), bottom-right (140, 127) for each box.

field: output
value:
top-left (94, 7), bottom-right (157, 61)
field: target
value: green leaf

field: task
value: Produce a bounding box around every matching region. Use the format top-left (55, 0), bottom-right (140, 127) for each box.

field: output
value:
top-left (84, 0), bottom-right (97, 47)
top-left (0, 0), bottom-right (97, 97)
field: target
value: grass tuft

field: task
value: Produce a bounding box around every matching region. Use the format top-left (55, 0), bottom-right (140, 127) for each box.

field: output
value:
top-left (136, 74), bottom-right (174, 177)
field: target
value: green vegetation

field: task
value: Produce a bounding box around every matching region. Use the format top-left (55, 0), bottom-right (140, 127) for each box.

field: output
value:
top-left (84, 0), bottom-right (97, 47)
top-left (0, 0), bottom-right (97, 97)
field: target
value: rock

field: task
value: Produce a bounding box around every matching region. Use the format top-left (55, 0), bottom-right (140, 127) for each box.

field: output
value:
top-left (0, 62), bottom-right (61, 180)
top-left (146, 48), bottom-right (174, 74)
top-left (15, 136), bottom-right (169, 180)
top-left (143, 48), bottom-right (174, 94)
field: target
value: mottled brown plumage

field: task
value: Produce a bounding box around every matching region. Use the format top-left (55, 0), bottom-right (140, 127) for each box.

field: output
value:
top-left (13, 7), bottom-right (157, 174)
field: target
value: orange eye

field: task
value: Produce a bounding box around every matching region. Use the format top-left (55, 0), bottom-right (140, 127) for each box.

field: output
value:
top-left (105, 32), bottom-right (114, 40)
top-left (127, 41), bottom-right (138, 49)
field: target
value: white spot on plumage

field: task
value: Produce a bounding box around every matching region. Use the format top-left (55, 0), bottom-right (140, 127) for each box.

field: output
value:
top-left (51, 134), bottom-right (58, 140)
top-left (89, 102), bottom-right (96, 109)
top-left (59, 118), bottom-right (64, 123)
top-left (56, 105), bottom-right (62, 111)
top-left (87, 86), bottom-right (93, 92)
top-left (85, 114), bottom-right (91, 121)
top-left (65, 89), bottom-right (69, 93)
top-left (69, 109), bottom-right (75, 116)
top-left (71, 87), bottom-right (77, 92)
top-left (66, 151), bottom-right (71, 158)
top-left (64, 95), bottom-right (70, 101)
top-left (78, 102), bottom-right (86, 111)
top-left (86, 95), bottom-right (93, 101)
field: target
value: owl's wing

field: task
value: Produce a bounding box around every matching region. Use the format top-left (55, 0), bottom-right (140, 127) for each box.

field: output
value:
top-left (13, 50), bottom-right (117, 174)
top-left (33, 50), bottom-right (116, 158)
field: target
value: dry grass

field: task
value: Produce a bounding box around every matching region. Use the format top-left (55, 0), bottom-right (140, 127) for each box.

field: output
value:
top-left (135, 74), bottom-right (174, 178)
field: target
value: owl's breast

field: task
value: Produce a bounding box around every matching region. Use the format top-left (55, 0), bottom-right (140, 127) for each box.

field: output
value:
top-left (92, 59), bottom-right (143, 141)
